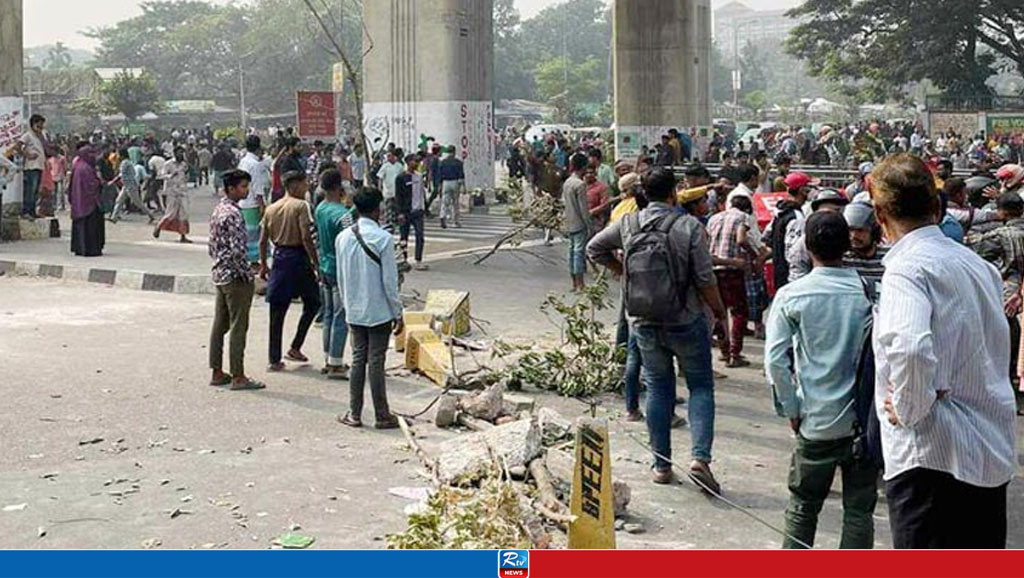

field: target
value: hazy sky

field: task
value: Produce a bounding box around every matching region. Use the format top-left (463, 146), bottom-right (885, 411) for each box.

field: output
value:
top-left (24, 0), bottom-right (802, 50)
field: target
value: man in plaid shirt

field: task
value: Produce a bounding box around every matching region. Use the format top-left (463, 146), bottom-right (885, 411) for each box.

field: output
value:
top-left (707, 195), bottom-right (757, 367)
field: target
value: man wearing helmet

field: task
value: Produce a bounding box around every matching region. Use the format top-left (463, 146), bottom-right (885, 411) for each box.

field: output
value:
top-left (842, 202), bottom-right (888, 303)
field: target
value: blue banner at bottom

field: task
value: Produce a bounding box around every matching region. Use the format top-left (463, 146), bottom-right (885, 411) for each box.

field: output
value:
top-left (0, 551), bottom-right (505, 578)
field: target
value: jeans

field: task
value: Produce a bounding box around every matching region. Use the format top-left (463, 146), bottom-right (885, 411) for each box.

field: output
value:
top-left (624, 332), bottom-right (642, 413)
top-left (209, 279), bottom-right (255, 377)
top-left (633, 317), bottom-right (715, 470)
top-left (349, 322), bottom-right (393, 422)
top-left (568, 230), bottom-right (587, 277)
top-left (22, 169), bottom-right (41, 216)
top-left (886, 468), bottom-right (1008, 549)
top-left (399, 210), bottom-right (426, 263)
top-left (268, 272), bottom-right (321, 364)
top-left (321, 277), bottom-right (348, 366)
top-left (783, 436), bottom-right (878, 549)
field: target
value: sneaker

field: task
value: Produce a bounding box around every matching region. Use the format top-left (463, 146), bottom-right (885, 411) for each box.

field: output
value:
top-left (688, 461), bottom-right (721, 495)
top-left (671, 414), bottom-right (687, 429)
top-left (414, 263), bottom-right (429, 271)
top-left (652, 468), bottom-right (675, 485)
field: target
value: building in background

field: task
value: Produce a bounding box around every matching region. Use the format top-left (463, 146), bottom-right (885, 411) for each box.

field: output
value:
top-left (714, 1), bottom-right (798, 60)
top-left (362, 0), bottom-right (494, 190)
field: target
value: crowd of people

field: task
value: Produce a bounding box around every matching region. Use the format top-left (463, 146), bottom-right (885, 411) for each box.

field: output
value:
top-left (577, 138), bottom-right (1024, 548)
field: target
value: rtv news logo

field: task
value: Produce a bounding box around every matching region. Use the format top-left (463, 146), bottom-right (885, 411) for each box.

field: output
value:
top-left (498, 550), bottom-right (529, 578)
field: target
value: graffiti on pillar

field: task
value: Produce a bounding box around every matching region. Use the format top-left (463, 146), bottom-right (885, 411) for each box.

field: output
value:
top-left (0, 97), bottom-right (24, 151)
top-left (365, 113), bottom-right (416, 151)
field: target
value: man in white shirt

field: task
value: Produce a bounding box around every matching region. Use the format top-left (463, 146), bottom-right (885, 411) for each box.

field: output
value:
top-left (147, 152), bottom-right (167, 212)
top-left (19, 114), bottom-right (48, 218)
top-left (725, 163), bottom-right (766, 257)
top-left (376, 151), bottom-right (404, 226)
top-left (237, 135), bottom-right (272, 265)
top-left (872, 154), bottom-right (1017, 549)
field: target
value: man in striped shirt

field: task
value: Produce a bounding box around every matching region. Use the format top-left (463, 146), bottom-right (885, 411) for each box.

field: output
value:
top-left (872, 154), bottom-right (1017, 549)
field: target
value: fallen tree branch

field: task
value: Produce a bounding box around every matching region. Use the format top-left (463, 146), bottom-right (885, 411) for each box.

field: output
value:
top-left (528, 458), bottom-right (562, 512)
top-left (398, 416), bottom-right (440, 486)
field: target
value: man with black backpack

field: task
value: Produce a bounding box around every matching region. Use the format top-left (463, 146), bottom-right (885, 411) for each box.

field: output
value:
top-left (587, 168), bottom-right (727, 490)
top-left (764, 211), bottom-right (878, 549)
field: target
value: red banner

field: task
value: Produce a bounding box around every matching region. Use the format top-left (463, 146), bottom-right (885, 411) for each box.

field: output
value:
top-left (296, 91), bottom-right (335, 140)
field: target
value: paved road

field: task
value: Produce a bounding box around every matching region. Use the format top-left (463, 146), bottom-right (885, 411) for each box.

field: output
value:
top-left (0, 185), bottom-right (527, 278)
top-left (2, 245), bottom-right (1023, 549)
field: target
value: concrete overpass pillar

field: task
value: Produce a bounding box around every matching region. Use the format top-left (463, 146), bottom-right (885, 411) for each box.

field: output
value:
top-left (613, 0), bottom-right (712, 161)
top-left (0, 0), bottom-right (24, 240)
top-left (363, 0), bottom-right (494, 190)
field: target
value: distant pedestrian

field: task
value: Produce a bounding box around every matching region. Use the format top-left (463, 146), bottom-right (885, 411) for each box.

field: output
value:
top-left (315, 169), bottom-right (356, 380)
top-left (237, 136), bottom-right (270, 265)
top-left (260, 171), bottom-right (322, 372)
top-left (208, 169), bottom-right (265, 391)
top-left (152, 148), bottom-right (193, 243)
top-left (395, 154), bottom-right (428, 270)
top-left (19, 114), bottom-right (47, 219)
top-left (211, 143), bottom-right (236, 195)
top-left (438, 146), bottom-right (465, 229)
top-left (335, 188), bottom-right (403, 430)
top-left (765, 211), bottom-right (878, 550)
top-left (563, 153), bottom-right (591, 291)
top-left (111, 148), bottom-right (157, 224)
top-left (69, 143), bottom-right (105, 257)
top-left (376, 150), bottom-right (404, 226)
top-left (872, 154), bottom-right (1017, 549)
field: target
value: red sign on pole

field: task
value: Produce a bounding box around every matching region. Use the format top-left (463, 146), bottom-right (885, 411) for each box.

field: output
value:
top-left (296, 91), bottom-right (336, 141)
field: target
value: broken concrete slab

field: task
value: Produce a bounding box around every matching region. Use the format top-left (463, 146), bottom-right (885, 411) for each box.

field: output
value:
top-left (461, 382), bottom-right (505, 422)
top-left (437, 418), bottom-right (541, 484)
top-left (538, 407), bottom-right (573, 442)
top-left (434, 395), bottom-right (458, 428)
top-left (502, 393), bottom-right (535, 415)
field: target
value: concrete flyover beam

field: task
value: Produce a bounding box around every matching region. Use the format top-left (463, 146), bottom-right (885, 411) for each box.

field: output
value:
top-left (613, 0), bottom-right (712, 161)
top-left (363, 0), bottom-right (495, 191)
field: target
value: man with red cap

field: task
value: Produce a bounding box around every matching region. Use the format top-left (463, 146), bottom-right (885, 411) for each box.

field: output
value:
top-left (763, 172), bottom-right (818, 292)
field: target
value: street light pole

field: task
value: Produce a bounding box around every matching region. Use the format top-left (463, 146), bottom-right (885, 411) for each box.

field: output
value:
top-left (239, 62), bottom-right (246, 130)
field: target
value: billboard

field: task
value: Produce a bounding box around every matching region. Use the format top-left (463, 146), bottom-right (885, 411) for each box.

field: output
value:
top-left (296, 91), bottom-right (337, 141)
top-left (987, 115), bottom-right (1024, 140)
top-left (928, 112), bottom-right (980, 138)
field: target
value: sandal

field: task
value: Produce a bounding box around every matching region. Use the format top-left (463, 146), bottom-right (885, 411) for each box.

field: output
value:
top-left (209, 375), bottom-right (232, 387)
top-left (338, 413), bottom-right (362, 428)
top-left (267, 362), bottom-right (286, 372)
top-left (230, 379), bottom-right (267, 391)
top-left (375, 415), bottom-right (400, 430)
top-left (286, 350), bottom-right (309, 363)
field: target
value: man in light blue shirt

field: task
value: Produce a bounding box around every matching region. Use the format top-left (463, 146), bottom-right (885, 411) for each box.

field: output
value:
top-left (335, 188), bottom-right (403, 430)
top-left (765, 211), bottom-right (877, 549)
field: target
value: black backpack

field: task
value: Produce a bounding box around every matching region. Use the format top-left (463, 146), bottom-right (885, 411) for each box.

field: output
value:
top-left (621, 212), bottom-right (685, 321)
top-left (852, 279), bottom-right (883, 468)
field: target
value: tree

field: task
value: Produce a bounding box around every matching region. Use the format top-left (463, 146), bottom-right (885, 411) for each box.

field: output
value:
top-left (519, 0), bottom-right (611, 102)
top-left (98, 71), bottom-right (161, 121)
top-left (785, 0), bottom-right (1024, 100)
top-left (494, 0), bottom-right (534, 99)
top-left (44, 42), bottom-right (72, 71)
top-left (709, 41), bottom-right (733, 104)
top-left (741, 90), bottom-right (767, 114)
top-left (738, 40), bottom-right (768, 100)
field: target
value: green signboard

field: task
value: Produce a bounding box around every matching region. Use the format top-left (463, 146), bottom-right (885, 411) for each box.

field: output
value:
top-left (987, 115), bottom-right (1024, 139)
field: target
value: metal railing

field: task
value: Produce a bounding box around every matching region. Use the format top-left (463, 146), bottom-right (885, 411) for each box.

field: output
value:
top-left (676, 164), bottom-right (975, 190)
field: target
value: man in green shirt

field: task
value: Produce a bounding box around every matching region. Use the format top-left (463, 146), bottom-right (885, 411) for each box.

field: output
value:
top-left (315, 169), bottom-right (356, 380)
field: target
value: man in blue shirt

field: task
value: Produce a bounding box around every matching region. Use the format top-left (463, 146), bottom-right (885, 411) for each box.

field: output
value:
top-left (765, 211), bottom-right (878, 549)
top-left (335, 188), bottom-right (403, 430)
